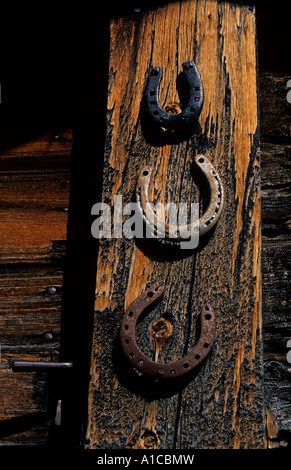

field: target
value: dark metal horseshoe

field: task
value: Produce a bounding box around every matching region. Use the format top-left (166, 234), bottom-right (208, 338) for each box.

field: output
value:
top-left (120, 284), bottom-right (216, 380)
top-left (145, 60), bottom-right (204, 131)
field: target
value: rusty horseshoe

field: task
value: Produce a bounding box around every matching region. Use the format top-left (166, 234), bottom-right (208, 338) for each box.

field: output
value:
top-left (136, 154), bottom-right (224, 245)
top-left (120, 284), bottom-right (216, 380)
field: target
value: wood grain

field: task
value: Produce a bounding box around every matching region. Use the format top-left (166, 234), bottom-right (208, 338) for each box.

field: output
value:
top-left (0, 130), bottom-right (71, 445)
top-left (259, 73), bottom-right (291, 448)
top-left (86, 0), bottom-right (264, 449)
top-left (0, 6), bottom-right (289, 449)
top-left (0, 132), bottom-right (71, 263)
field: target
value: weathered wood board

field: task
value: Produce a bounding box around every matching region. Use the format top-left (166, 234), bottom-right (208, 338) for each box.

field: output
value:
top-left (86, 0), bottom-right (264, 449)
top-left (0, 3), bottom-right (290, 450)
top-left (260, 73), bottom-right (291, 448)
top-left (0, 130), bottom-right (71, 444)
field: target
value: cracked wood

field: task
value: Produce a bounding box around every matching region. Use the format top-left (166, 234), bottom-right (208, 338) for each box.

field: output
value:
top-left (86, 0), bottom-right (264, 449)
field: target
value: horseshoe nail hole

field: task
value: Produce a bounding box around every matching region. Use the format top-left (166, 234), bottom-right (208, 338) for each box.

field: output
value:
top-left (150, 69), bottom-right (159, 76)
top-left (147, 291), bottom-right (154, 297)
top-left (149, 90), bottom-right (155, 96)
top-left (183, 363), bottom-right (190, 369)
top-left (170, 369), bottom-right (176, 374)
top-left (128, 311), bottom-right (134, 317)
top-left (205, 314), bottom-right (212, 320)
top-left (195, 97), bottom-right (200, 101)
top-left (195, 86), bottom-right (200, 91)
top-left (153, 110), bottom-right (159, 116)
top-left (154, 286), bottom-right (160, 291)
top-left (190, 107), bottom-right (195, 112)
top-left (124, 339), bottom-right (129, 344)
top-left (124, 325), bottom-right (129, 330)
top-left (204, 342), bottom-right (209, 348)
top-left (195, 354), bottom-right (201, 360)
top-left (129, 353), bottom-right (134, 358)
top-left (150, 100), bottom-right (155, 105)
top-left (198, 157), bottom-right (204, 163)
top-left (143, 170), bottom-right (149, 176)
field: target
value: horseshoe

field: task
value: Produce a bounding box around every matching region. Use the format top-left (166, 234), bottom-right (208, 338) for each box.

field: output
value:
top-left (120, 284), bottom-right (216, 380)
top-left (145, 60), bottom-right (204, 131)
top-left (136, 154), bottom-right (224, 244)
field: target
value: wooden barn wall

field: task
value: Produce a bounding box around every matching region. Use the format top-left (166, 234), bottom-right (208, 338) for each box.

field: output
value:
top-left (0, 2), bottom-right (290, 448)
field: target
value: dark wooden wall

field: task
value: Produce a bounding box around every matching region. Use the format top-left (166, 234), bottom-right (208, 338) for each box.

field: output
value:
top-left (257, 4), bottom-right (291, 447)
top-left (0, 2), bottom-right (290, 448)
top-left (260, 72), bottom-right (291, 447)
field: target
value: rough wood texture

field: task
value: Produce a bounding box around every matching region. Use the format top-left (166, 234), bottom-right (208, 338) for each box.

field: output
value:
top-left (86, 1), bottom-right (264, 449)
top-left (1, 3), bottom-right (289, 450)
top-left (259, 73), bottom-right (291, 448)
top-left (0, 130), bottom-right (71, 445)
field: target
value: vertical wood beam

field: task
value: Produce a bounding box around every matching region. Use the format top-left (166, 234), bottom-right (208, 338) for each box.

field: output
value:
top-left (86, 0), bottom-right (264, 449)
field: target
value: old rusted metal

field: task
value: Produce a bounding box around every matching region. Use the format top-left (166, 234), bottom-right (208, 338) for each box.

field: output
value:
top-left (145, 60), bottom-right (203, 131)
top-left (136, 154), bottom-right (224, 245)
top-left (120, 283), bottom-right (216, 380)
top-left (12, 361), bottom-right (73, 371)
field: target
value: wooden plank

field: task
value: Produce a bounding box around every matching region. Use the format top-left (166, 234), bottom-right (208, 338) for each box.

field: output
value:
top-left (0, 131), bottom-right (71, 264)
top-left (86, 1), bottom-right (264, 449)
top-left (0, 130), bottom-right (71, 445)
top-left (259, 72), bottom-right (291, 448)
